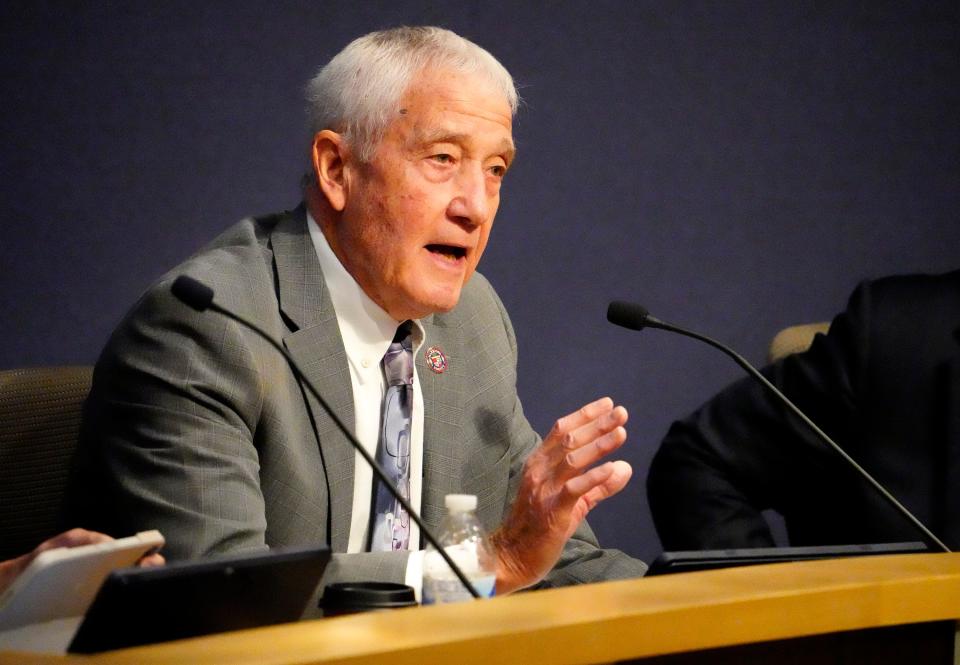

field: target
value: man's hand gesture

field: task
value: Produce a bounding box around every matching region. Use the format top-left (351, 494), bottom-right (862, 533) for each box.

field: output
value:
top-left (492, 397), bottom-right (631, 594)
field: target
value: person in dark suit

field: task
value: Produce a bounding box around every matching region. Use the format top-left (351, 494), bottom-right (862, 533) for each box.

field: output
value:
top-left (647, 270), bottom-right (960, 552)
top-left (68, 26), bottom-right (646, 603)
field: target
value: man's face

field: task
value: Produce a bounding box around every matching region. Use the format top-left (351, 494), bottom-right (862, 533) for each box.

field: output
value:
top-left (333, 68), bottom-right (515, 321)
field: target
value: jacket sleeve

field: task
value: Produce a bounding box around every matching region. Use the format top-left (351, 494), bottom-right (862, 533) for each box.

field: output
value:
top-left (647, 285), bottom-right (869, 550)
top-left (73, 271), bottom-right (415, 616)
top-left (73, 273), bottom-right (273, 558)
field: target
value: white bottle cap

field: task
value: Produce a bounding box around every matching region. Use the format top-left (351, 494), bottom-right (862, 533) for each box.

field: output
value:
top-left (445, 493), bottom-right (477, 512)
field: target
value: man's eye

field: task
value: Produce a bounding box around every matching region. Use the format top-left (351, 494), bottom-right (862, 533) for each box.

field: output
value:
top-left (432, 154), bottom-right (453, 164)
top-left (490, 165), bottom-right (506, 177)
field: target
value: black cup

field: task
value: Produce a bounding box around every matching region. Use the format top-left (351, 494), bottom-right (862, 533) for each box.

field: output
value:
top-left (320, 582), bottom-right (418, 617)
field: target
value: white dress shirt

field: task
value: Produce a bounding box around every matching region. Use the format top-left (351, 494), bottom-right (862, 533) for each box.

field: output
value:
top-left (307, 212), bottom-right (425, 591)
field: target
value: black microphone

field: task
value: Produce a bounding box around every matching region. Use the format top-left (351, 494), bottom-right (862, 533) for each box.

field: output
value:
top-left (171, 276), bottom-right (214, 311)
top-left (606, 300), bottom-right (951, 553)
top-left (171, 275), bottom-right (481, 597)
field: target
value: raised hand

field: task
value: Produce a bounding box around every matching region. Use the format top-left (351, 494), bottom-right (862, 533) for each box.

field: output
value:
top-left (491, 397), bottom-right (631, 594)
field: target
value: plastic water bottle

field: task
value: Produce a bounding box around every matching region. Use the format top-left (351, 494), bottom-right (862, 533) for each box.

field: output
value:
top-left (422, 494), bottom-right (496, 604)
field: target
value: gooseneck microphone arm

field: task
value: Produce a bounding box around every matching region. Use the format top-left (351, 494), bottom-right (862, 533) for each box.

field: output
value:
top-left (171, 275), bottom-right (481, 598)
top-left (606, 300), bottom-right (950, 553)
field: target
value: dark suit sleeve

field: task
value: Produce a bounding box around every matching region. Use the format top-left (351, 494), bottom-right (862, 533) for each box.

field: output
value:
top-left (647, 285), bottom-right (871, 550)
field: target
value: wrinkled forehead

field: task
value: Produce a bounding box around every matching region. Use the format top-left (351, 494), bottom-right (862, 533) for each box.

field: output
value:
top-left (398, 68), bottom-right (514, 130)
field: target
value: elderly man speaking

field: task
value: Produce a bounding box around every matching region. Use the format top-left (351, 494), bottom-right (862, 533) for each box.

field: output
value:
top-left (69, 26), bottom-right (646, 602)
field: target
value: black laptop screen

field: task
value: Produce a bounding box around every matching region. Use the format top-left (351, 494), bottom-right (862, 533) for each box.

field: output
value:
top-left (69, 545), bottom-right (330, 653)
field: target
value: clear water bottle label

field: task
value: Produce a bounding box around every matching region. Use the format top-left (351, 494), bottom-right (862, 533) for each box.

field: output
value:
top-left (422, 545), bottom-right (495, 605)
top-left (422, 573), bottom-right (495, 605)
top-left (469, 573), bottom-right (496, 598)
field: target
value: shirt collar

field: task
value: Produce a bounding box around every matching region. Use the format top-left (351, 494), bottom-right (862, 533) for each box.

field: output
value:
top-left (307, 211), bottom-right (423, 380)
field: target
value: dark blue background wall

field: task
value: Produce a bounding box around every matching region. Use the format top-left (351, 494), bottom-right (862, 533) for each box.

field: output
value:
top-left (2, 1), bottom-right (957, 565)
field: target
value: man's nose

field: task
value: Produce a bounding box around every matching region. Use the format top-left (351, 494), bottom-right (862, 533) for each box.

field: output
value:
top-left (447, 163), bottom-right (490, 227)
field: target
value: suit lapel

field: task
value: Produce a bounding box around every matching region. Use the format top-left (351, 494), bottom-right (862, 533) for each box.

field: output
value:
top-left (418, 315), bottom-right (466, 535)
top-left (271, 208), bottom-right (356, 552)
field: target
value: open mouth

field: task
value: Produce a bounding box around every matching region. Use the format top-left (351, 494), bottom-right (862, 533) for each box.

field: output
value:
top-left (426, 244), bottom-right (467, 262)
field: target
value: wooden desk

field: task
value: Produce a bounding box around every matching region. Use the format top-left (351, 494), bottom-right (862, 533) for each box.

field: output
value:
top-left (4, 552), bottom-right (959, 664)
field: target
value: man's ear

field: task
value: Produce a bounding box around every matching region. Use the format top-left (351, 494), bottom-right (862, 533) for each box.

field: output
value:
top-left (311, 130), bottom-right (350, 212)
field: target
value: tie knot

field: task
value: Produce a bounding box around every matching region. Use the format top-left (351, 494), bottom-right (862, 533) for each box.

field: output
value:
top-left (383, 322), bottom-right (413, 386)
top-left (392, 320), bottom-right (412, 343)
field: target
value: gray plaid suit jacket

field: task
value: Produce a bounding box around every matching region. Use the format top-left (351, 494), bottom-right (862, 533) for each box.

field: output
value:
top-left (70, 206), bottom-right (646, 604)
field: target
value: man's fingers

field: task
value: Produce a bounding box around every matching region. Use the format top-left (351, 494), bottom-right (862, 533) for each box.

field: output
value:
top-left (36, 528), bottom-right (113, 554)
top-left (548, 397), bottom-right (615, 444)
top-left (564, 405), bottom-right (628, 449)
top-left (549, 401), bottom-right (627, 456)
top-left (563, 460), bottom-right (633, 506)
top-left (581, 460), bottom-right (633, 509)
top-left (563, 425), bottom-right (628, 470)
top-left (138, 552), bottom-right (166, 567)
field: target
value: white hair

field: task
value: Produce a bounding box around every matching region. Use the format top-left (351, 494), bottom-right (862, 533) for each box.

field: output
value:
top-left (305, 26), bottom-right (519, 162)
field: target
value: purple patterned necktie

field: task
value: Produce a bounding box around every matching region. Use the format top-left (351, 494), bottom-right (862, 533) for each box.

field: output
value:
top-left (369, 322), bottom-right (413, 551)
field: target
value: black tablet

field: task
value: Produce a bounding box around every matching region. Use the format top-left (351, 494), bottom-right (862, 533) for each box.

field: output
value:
top-left (645, 541), bottom-right (929, 576)
top-left (69, 545), bottom-right (330, 653)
